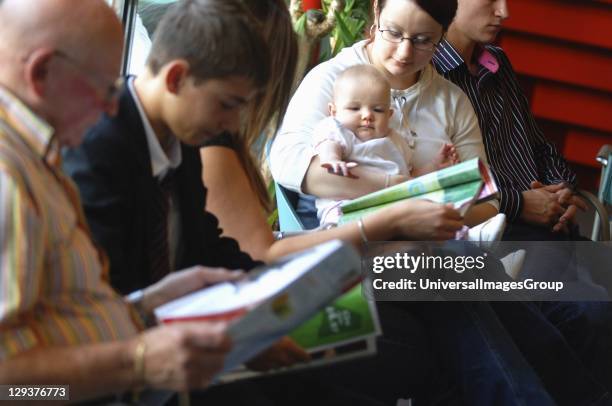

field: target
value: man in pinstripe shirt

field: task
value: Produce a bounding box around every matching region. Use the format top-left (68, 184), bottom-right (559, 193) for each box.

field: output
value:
top-left (432, 0), bottom-right (588, 241)
top-left (431, 0), bottom-right (612, 397)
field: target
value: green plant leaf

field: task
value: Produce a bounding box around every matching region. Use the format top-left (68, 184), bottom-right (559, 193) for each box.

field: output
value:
top-left (345, 0), bottom-right (355, 13)
top-left (293, 13), bottom-right (307, 36)
top-left (334, 10), bottom-right (355, 48)
top-left (321, 0), bottom-right (329, 13)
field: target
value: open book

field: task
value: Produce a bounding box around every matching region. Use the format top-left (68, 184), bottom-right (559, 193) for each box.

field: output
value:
top-left (154, 240), bottom-right (377, 376)
top-left (339, 158), bottom-right (498, 224)
top-left (221, 284), bottom-right (380, 383)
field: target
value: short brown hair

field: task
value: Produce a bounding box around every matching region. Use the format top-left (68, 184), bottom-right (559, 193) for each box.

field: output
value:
top-left (147, 0), bottom-right (270, 87)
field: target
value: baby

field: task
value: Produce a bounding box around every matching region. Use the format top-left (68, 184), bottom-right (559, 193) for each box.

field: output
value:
top-left (311, 64), bottom-right (512, 273)
top-left (313, 64), bottom-right (458, 224)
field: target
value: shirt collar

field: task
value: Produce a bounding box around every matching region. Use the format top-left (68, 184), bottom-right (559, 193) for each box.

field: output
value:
top-left (0, 85), bottom-right (57, 164)
top-left (127, 77), bottom-right (181, 179)
top-left (432, 38), bottom-right (465, 73)
top-left (433, 39), bottom-right (500, 74)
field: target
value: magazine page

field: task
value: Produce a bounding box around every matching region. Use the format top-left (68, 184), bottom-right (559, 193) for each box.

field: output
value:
top-left (154, 240), bottom-right (367, 374)
top-left (219, 287), bottom-right (381, 383)
top-left (341, 158), bottom-right (484, 214)
top-left (290, 285), bottom-right (381, 352)
top-left (340, 180), bottom-right (486, 224)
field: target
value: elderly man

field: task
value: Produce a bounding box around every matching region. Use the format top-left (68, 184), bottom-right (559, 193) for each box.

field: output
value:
top-left (0, 0), bottom-right (239, 402)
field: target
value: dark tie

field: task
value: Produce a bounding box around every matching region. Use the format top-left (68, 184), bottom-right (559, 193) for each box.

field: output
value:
top-left (149, 170), bottom-right (176, 283)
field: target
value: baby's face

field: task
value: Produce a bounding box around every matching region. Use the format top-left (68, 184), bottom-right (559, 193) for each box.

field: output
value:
top-left (330, 81), bottom-right (392, 142)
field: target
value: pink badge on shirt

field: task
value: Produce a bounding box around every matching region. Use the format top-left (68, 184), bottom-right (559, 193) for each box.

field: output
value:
top-left (478, 49), bottom-right (499, 73)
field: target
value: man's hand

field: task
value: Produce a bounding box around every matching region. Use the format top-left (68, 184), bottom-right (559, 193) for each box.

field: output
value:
top-left (528, 181), bottom-right (587, 232)
top-left (246, 337), bottom-right (310, 371)
top-left (139, 322), bottom-right (231, 390)
top-left (552, 204), bottom-right (576, 233)
top-left (143, 266), bottom-right (244, 312)
top-left (521, 182), bottom-right (566, 228)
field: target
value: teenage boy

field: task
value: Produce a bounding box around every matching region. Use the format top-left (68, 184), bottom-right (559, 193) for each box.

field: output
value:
top-left (63, 0), bottom-right (267, 294)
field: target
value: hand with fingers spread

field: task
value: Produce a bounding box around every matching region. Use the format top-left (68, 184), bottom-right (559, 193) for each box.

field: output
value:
top-left (246, 336), bottom-right (310, 371)
top-left (321, 159), bottom-right (359, 178)
top-left (317, 137), bottom-right (360, 178)
top-left (137, 322), bottom-right (231, 391)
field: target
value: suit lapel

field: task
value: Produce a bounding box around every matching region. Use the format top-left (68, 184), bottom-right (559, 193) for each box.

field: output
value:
top-left (118, 78), bottom-right (153, 175)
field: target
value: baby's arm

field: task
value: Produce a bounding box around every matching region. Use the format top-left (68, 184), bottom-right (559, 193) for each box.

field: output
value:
top-left (316, 139), bottom-right (358, 178)
top-left (413, 143), bottom-right (460, 177)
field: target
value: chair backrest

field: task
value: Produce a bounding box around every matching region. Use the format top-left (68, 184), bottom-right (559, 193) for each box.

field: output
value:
top-left (275, 182), bottom-right (305, 232)
top-left (591, 146), bottom-right (612, 241)
top-left (599, 151), bottom-right (612, 206)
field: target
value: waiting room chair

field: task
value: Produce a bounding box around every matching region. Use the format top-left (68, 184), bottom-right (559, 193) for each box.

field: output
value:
top-left (580, 145), bottom-right (611, 241)
top-left (275, 182), bottom-right (306, 233)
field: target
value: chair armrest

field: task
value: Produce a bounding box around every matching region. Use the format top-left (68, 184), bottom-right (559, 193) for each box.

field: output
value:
top-left (596, 144), bottom-right (611, 166)
top-left (577, 189), bottom-right (610, 241)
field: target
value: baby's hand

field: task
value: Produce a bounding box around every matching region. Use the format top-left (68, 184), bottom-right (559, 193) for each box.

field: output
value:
top-left (321, 160), bottom-right (359, 177)
top-left (436, 143), bottom-right (459, 169)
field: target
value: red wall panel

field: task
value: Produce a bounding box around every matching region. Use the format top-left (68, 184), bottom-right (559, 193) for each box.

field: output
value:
top-left (500, 34), bottom-right (612, 93)
top-left (499, 0), bottom-right (612, 191)
top-left (504, 0), bottom-right (612, 49)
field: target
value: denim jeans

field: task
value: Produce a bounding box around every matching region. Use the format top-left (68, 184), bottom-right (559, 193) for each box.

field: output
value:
top-left (194, 300), bottom-right (554, 406)
top-left (539, 300), bottom-right (612, 394)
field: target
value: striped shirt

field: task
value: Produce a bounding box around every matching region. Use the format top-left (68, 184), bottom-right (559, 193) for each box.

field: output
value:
top-left (433, 40), bottom-right (576, 221)
top-left (0, 86), bottom-right (140, 360)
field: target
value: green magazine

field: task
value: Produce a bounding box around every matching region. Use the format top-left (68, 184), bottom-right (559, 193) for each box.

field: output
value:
top-left (340, 158), bottom-right (498, 224)
top-left (289, 285), bottom-right (380, 352)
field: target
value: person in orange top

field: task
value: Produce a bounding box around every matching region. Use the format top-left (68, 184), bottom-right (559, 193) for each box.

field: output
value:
top-left (0, 0), bottom-right (243, 402)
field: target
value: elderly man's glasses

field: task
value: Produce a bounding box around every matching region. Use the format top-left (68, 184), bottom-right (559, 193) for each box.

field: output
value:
top-left (53, 50), bottom-right (124, 105)
top-left (377, 20), bottom-right (438, 52)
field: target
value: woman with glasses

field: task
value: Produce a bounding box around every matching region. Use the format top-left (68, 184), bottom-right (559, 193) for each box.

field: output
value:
top-left (270, 0), bottom-right (498, 231)
top-left (195, 1), bottom-right (612, 404)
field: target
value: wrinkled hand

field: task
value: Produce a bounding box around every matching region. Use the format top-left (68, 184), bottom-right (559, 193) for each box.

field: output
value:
top-left (144, 266), bottom-right (245, 311)
top-left (246, 337), bottom-right (310, 371)
top-left (521, 182), bottom-right (565, 228)
top-left (552, 205), bottom-right (576, 233)
top-left (529, 181), bottom-right (587, 232)
top-left (391, 200), bottom-right (464, 240)
top-left (139, 322), bottom-right (231, 391)
top-left (321, 160), bottom-right (359, 178)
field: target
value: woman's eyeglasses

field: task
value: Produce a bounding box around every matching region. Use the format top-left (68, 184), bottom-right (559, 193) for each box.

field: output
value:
top-left (377, 20), bottom-right (438, 52)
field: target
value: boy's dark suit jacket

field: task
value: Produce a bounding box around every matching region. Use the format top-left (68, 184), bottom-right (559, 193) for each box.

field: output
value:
top-left (63, 86), bottom-right (258, 295)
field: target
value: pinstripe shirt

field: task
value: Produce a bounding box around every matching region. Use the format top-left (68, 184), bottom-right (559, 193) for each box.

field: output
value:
top-left (0, 87), bottom-right (139, 360)
top-left (433, 40), bottom-right (576, 221)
